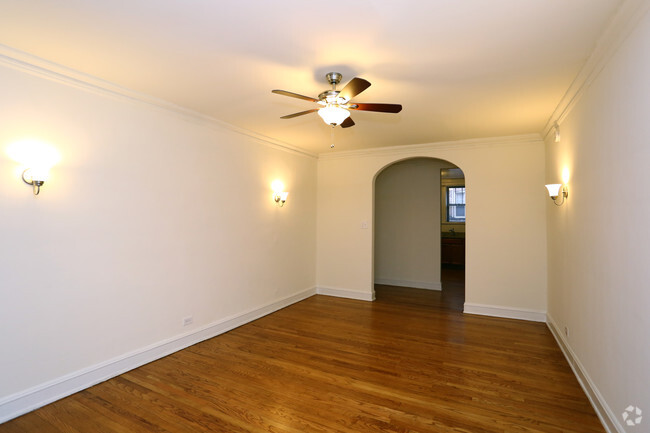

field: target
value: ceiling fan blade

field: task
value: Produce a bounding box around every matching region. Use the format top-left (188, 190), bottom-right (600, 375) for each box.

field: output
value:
top-left (350, 103), bottom-right (402, 113)
top-left (280, 109), bottom-right (319, 119)
top-left (338, 77), bottom-right (371, 101)
top-left (340, 117), bottom-right (355, 128)
top-left (272, 89), bottom-right (318, 103)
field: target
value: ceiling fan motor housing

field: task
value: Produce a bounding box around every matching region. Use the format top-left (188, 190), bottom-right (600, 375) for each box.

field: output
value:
top-left (321, 72), bottom-right (349, 104)
top-left (325, 72), bottom-right (342, 86)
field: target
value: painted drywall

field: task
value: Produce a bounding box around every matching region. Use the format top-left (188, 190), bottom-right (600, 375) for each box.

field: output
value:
top-left (0, 60), bottom-right (317, 405)
top-left (374, 158), bottom-right (455, 289)
top-left (316, 136), bottom-right (547, 316)
top-left (545, 7), bottom-right (650, 429)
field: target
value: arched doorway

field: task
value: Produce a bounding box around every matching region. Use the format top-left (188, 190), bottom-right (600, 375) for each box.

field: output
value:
top-left (373, 157), bottom-right (465, 310)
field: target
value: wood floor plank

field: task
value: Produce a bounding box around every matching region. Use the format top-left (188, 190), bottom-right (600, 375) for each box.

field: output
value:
top-left (0, 273), bottom-right (605, 432)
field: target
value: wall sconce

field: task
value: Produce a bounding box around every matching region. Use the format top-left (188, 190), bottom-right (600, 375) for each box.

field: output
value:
top-left (553, 122), bottom-right (561, 143)
top-left (271, 179), bottom-right (288, 207)
top-left (22, 167), bottom-right (49, 195)
top-left (7, 139), bottom-right (60, 196)
top-left (545, 183), bottom-right (568, 206)
top-left (274, 191), bottom-right (289, 207)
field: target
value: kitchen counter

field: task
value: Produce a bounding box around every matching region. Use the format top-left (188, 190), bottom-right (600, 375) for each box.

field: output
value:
top-left (441, 231), bottom-right (465, 239)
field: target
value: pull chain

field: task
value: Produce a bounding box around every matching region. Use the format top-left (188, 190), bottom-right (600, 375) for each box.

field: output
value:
top-left (330, 126), bottom-right (335, 149)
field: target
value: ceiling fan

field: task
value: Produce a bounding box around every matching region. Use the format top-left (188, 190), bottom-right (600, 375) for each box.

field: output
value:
top-left (272, 72), bottom-right (402, 128)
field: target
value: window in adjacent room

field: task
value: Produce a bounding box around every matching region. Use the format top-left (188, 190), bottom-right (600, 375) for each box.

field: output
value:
top-left (440, 167), bottom-right (465, 225)
top-left (446, 186), bottom-right (466, 222)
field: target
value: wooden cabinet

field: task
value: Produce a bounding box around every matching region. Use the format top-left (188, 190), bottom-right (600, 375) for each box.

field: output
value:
top-left (441, 237), bottom-right (465, 266)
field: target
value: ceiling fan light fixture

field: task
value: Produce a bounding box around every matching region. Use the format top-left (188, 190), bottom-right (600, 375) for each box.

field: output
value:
top-left (318, 104), bottom-right (350, 126)
top-left (272, 72), bottom-right (401, 138)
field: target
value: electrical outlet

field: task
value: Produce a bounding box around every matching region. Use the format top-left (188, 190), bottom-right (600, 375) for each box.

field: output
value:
top-left (183, 316), bottom-right (193, 326)
top-left (360, 221), bottom-right (369, 229)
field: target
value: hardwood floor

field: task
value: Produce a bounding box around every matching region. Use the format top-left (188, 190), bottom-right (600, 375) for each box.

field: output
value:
top-left (1, 272), bottom-right (604, 432)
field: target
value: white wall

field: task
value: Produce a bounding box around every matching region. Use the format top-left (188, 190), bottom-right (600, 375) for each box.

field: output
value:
top-left (374, 158), bottom-right (454, 290)
top-left (545, 7), bottom-right (650, 431)
top-left (0, 58), bottom-right (317, 416)
top-left (316, 137), bottom-right (547, 320)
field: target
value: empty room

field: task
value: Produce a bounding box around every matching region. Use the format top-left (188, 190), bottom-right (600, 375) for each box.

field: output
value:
top-left (0, 1), bottom-right (648, 432)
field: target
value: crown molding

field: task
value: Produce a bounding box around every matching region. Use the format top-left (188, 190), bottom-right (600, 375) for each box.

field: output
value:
top-left (317, 133), bottom-right (543, 161)
top-left (0, 44), bottom-right (317, 159)
top-left (542, 0), bottom-right (650, 140)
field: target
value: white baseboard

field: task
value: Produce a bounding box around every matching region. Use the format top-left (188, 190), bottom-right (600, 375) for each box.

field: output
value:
top-left (316, 286), bottom-right (375, 301)
top-left (374, 278), bottom-right (442, 291)
top-left (546, 315), bottom-right (621, 433)
top-left (0, 286), bottom-right (317, 424)
top-left (463, 302), bottom-right (547, 322)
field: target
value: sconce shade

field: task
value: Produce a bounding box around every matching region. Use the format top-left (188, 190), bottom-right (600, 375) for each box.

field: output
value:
top-left (545, 184), bottom-right (562, 198)
top-left (271, 180), bottom-right (289, 207)
top-left (545, 183), bottom-right (568, 206)
top-left (274, 191), bottom-right (288, 207)
top-left (22, 167), bottom-right (49, 195)
top-left (9, 140), bottom-right (60, 196)
top-left (27, 167), bottom-right (50, 182)
top-left (318, 105), bottom-right (350, 126)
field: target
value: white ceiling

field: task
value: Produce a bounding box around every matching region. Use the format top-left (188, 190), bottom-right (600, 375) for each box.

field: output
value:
top-left (0, 0), bottom-right (623, 154)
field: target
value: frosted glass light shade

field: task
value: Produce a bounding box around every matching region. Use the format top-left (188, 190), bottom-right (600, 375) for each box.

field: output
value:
top-left (545, 184), bottom-right (562, 198)
top-left (28, 167), bottom-right (50, 182)
top-left (273, 190), bottom-right (288, 207)
top-left (318, 105), bottom-right (350, 126)
top-left (21, 167), bottom-right (50, 195)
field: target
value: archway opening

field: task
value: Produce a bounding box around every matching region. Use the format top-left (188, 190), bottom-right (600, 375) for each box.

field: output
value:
top-left (373, 157), bottom-right (465, 310)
